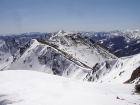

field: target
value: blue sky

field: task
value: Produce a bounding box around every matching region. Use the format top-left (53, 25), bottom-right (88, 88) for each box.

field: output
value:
top-left (0, 0), bottom-right (140, 34)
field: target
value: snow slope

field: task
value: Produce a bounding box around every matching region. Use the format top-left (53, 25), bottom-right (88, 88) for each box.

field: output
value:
top-left (84, 53), bottom-right (140, 84)
top-left (41, 30), bottom-right (117, 68)
top-left (100, 53), bottom-right (140, 83)
top-left (0, 39), bottom-right (12, 65)
top-left (3, 39), bottom-right (71, 74)
top-left (0, 39), bottom-right (90, 80)
top-left (0, 70), bottom-right (139, 105)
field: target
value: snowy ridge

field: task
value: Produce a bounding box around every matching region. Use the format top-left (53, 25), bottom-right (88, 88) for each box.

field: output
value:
top-left (0, 38), bottom-right (91, 78)
top-left (84, 53), bottom-right (140, 84)
top-left (46, 31), bottom-right (117, 68)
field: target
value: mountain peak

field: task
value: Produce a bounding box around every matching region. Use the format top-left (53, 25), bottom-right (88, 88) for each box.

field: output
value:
top-left (56, 30), bottom-right (73, 36)
top-left (56, 30), bottom-right (67, 34)
top-left (60, 30), bottom-right (66, 34)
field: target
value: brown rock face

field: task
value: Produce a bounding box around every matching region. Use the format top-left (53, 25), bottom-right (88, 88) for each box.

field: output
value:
top-left (135, 84), bottom-right (140, 92)
top-left (124, 66), bottom-right (140, 84)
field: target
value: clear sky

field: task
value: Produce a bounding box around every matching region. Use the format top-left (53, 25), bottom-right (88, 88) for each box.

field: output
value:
top-left (0, 0), bottom-right (140, 34)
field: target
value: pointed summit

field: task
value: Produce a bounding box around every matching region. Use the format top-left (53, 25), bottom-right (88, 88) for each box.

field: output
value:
top-left (56, 30), bottom-right (66, 34)
top-left (55, 30), bottom-right (73, 36)
top-left (60, 30), bottom-right (66, 34)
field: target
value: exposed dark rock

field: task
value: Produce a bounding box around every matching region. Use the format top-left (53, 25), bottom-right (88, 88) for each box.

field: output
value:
top-left (124, 66), bottom-right (140, 84)
top-left (135, 84), bottom-right (140, 92)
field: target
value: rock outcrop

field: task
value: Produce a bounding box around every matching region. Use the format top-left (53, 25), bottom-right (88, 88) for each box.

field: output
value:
top-left (124, 66), bottom-right (140, 84)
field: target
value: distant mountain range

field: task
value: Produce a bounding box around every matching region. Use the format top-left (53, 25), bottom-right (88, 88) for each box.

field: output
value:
top-left (1, 29), bottom-right (139, 57)
top-left (80, 29), bottom-right (140, 57)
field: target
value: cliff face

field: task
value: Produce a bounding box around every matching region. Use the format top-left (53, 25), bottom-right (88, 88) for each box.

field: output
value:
top-left (124, 66), bottom-right (140, 84)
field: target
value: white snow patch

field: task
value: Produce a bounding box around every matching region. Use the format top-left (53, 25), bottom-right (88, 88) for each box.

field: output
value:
top-left (0, 70), bottom-right (139, 105)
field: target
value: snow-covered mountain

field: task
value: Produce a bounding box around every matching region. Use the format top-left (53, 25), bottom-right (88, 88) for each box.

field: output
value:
top-left (0, 36), bottom-right (90, 77)
top-left (0, 32), bottom-right (52, 58)
top-left (84, 53), bottom-right (140, 84)
top-left (0, 30), bottom-right (140, 105)
top-left (81, 29), bottom-right (140, 57)
top-left (0, 30), bottom-right (140, 84)
top-left (38, 30), bottom-right (117, 67)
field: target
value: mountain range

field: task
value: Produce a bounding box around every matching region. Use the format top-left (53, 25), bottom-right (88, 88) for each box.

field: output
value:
top-left (81, 29), bottom-right (140, 57)
top-left (0, 29), bottom-right (140, 105)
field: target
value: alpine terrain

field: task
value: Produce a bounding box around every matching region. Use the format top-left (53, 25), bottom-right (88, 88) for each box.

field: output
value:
top-left (0, 30), bottom-right (140, 105)
top-left (82, 29), bottom-right (140, 57)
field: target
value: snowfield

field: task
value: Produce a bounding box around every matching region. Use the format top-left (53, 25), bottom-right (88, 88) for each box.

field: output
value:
top-left (0, 70), bottom-right (139, 105)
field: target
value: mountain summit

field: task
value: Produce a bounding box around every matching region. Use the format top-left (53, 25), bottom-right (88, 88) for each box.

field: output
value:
top-left (47, 31), bottom-right (117, 68)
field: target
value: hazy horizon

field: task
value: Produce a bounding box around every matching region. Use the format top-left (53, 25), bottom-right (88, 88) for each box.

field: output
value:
top-left (0, 0), bottom-right (140, 34)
